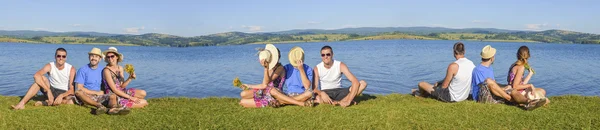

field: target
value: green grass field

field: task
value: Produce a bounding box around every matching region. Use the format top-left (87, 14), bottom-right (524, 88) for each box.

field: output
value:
top-left (1, 94), bottom-right (598, 129)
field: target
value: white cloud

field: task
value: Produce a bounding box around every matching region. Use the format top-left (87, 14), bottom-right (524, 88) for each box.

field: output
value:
top-left (342, 24), bottom-right (357, 28)
top-left (471, 20), bottom-right (490, 24)
top-left (241, 25), bottom-right (263, 32)
top-left (33, 28), bottom-right (48, 31)
top-left (525, 23), bottom-right (548, 30)
top-left (71, 24), bottom-right (83, 27)
top-left (124, 26), bottom-right (145, 34)
top-left (307, 21), bottom-right (320, 24)
top-left (430, 24), bottom-right (445, 27)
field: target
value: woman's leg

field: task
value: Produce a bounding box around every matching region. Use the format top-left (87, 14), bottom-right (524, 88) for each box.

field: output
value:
top-left (134, 89), bottom-right (146, 99)
top-left (129, 99), bottom-right (148, 108)
top-left (239, 99), bottom-right (258, 108)
top-left (240, 90), bottom-right (254, 99)
top-left (270, 89), bottom-right (306, 106)
top-left (510, 89), bottom-right (529, 105)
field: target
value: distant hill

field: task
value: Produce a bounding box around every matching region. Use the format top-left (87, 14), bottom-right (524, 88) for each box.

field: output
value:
top-left (0, 27), bottom-right (599, 47)
top-left (0, 30), bottom-right (125, 38)
top-left (271, 27), bottom-right (523, 35)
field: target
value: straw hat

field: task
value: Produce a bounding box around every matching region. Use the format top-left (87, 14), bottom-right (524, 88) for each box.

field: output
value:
top-left (102, 47), bottom-right (123, 62)
top-left (88, 47), bottom-right (104, 58)
top-left (481, 45), bottom-right (496, 59)
top-left (258, 44), bottom-right (279, 70)
top-left (288, 46), bottom-right (304, 67)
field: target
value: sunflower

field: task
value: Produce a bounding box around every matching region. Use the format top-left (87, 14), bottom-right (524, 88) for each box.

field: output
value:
top-left (125, 64), bottom-right (135, 79)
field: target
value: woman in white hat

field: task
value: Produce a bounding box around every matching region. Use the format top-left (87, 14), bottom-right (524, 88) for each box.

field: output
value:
top-left (102, 47), bottom-right (149, 110)
top-left (239, 44), bottom-right (314, 108)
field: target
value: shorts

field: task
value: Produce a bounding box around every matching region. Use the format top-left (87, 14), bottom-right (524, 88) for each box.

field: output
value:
top-left (75, 92), bottom-right (111, 106)
top-left (42, 87), bottom-right (67, 100)
top-left (430, 84), bottom-right (452, 102)
top-left (478, 82), bottom-right (508, 104)
top-left (323, 87), bottom-right (351, 101)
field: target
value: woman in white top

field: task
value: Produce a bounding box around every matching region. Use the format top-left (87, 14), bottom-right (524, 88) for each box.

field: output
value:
top-left (414, 42), bottom-right (475, 102)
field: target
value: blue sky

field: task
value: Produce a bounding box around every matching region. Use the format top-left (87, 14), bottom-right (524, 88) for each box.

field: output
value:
top-left (1, 0), bottom-right (598, 36)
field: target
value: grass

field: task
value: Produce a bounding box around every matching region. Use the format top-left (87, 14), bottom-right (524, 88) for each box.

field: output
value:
top-left (1, 94), bottom-right (599, 129)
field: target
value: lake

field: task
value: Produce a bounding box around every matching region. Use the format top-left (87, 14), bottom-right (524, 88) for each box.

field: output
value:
top-left (1, 40), bottom-right (599, 98)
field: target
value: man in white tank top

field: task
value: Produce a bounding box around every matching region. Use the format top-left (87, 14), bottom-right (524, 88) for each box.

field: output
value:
top-left (414, 42), bottom-right (475, 102)
top-left (313, 46), bottom-right (368, 107)
top-left (11, 48), bottom-right (76, 110)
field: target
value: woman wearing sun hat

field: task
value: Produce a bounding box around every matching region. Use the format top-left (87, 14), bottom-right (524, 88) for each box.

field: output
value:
top-left (239, 44), bottom-right (314, 108)
top-left (102, 47), bottom-right (148, 110)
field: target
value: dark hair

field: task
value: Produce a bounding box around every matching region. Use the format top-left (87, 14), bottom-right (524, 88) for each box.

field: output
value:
top-left (481, 58), bottom-right (491, 62)
top-left (277, 48), bottom-right (281, 59)
top-left (321, 45), bottom-right (333, 54)
top-left (55, 48), bottom-right (67, 56)
top-left (453, 42), bottom-right (465, 55)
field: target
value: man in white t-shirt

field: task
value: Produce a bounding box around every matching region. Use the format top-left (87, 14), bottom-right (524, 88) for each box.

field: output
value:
top-left (313, 45), bottom-right (368, 107)
top-left (414, 42), bottom-right (475, 102)
top-left (11, 48), bottom-right (76, 110)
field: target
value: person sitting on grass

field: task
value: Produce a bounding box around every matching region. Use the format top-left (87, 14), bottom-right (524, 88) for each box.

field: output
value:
top-left (239, 44), bottom-right (314, 108)
top-left (313, 45), bottom-right (368, 107)
top-left (74, 47), bottom-right (129, 115)
top-left (282, 46), bottom-right (315, 103)
top-left (485, 46), bottom-right (549, 110)
top-left (413, 42), bottom-right (475, 102)
top-left (11, 48), bottom-right (76, 110)
top-left (471, 45), bottom-right (513, 104)
top-left (102, 47), bottom-right (148, 110)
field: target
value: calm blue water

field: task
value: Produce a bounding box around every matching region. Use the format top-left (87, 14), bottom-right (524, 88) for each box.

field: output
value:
top-left (1, 40), bottom-right (599, 98)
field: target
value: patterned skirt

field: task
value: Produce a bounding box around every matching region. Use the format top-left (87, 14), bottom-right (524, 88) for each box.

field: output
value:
top-left (252, 87), bottom-right (277, 108)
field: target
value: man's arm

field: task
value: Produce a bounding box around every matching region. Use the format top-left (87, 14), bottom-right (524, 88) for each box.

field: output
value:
top-left (441, 63), bottom-right (459, 88)
top-left (339, 62), bottom-right (360, 102)
top-left (66, 66), bottom-right (76, 95)
top-left (34, 64), bottom-right (52, 91)
top-left (312, 67), bottom-right (321, 93)
top-left (296, 61), bottom-right (312, 90)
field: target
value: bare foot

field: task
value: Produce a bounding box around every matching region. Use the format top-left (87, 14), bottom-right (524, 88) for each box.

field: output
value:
top-left (11, 104), bottom-right (24, 110)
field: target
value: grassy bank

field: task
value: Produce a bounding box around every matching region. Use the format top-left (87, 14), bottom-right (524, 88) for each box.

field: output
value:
top-left (1, 94), bottom-right (599, 129)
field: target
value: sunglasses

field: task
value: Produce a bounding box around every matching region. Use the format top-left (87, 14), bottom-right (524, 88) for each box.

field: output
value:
top-left (321, 53), bottom-right (331, 57)
top-left (56, 55), bottom-right (67, 58)
top-left (106, 55), bottom-right (116, 59)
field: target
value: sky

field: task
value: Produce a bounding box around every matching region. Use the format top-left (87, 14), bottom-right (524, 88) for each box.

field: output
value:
top-left (1, 0), bottom-right (598, 36)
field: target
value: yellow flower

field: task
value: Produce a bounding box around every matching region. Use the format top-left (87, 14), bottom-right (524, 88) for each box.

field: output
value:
top-left (125, 64), bottom-right (135, 79)
top-left (233, 77), bottom-right (243, 88)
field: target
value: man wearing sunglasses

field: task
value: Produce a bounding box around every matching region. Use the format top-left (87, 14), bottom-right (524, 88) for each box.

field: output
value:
top-left (313, 45), bottom-right (368, 107)
top-left (11, 48), bottom-right (76, 110)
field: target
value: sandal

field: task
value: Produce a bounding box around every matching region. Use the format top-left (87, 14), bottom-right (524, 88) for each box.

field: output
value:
top-left (108, 107), bottom-right (131, 115)
top-left (268, 100), bottom-right (280, 108)
top-left (94, 106), bottom-right (108, 115)
top-left (304, 100), bottom-right (314, 107)
top-left (524, 98), bottom-right (546, 111)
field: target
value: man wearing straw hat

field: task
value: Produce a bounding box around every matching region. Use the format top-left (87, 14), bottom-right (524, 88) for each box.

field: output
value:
top-left (11, 48), bottom-right (77, 110)
top-left (282, 46), bottom-right (314, 102)
top-left (471, 45), bottom-right (512, 104)
top-left (313, 45), bottom-right (368, 107)
top-left (74, 48), bottom-right (122, 115)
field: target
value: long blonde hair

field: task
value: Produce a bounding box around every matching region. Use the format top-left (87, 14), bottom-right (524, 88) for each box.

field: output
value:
top-left (515, 46), bottom-right (530, 66)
